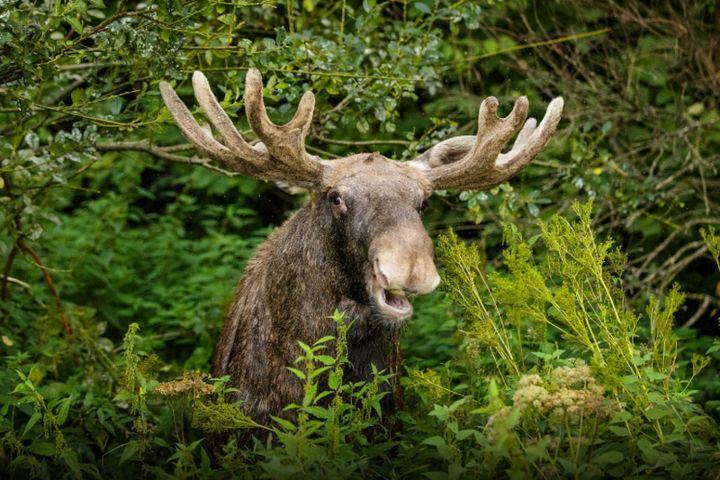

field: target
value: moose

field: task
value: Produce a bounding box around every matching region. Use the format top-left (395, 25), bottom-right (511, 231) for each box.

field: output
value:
top-left (159, 69), bottom-right (563, 426)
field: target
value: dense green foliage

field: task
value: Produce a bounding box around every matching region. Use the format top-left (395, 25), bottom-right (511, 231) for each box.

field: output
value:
top-left (0, 0), bottom-right (719, 477)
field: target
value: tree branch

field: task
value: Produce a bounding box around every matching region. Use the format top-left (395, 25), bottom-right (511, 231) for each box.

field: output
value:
top-left (1, 173), bottom-right (73, 340)
top-left (16, 238), bottom-right (73, 339)
top-left (96, 140), bottom-right (240, 177)
top-left (683, 294), bottom-right (713, 328)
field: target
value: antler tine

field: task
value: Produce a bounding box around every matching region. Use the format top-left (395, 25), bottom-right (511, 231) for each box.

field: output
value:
top-left (191, 71), bottom-right (265, 165)
top-left (159, 70), bottom-right (329, 186)
top-left (496, 97), bottom-right (564, 175)
top-left (159, 81), bottom-right (237, 164)
top-left (243, 68), bottom-right (323, 181)
top-left (473, 96), bottom-right (529, 161)
top-left (422, 96), bottom-right (562, 190)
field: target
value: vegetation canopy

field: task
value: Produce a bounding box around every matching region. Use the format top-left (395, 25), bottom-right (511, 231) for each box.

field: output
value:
top-left (0, 0), bottom-right (718, 478)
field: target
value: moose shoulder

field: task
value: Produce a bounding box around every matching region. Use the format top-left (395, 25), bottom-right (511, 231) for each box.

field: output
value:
top-left (159, 69), bottom-right (563, 425)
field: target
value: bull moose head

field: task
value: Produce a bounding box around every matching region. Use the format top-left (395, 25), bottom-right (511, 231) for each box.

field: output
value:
top-left (158, 69), bottom-right (564, 426)
top-left (159, 69), bottom-right (563, 323)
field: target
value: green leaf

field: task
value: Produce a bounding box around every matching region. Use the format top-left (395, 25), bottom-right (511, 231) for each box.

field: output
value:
top-left (56, 396), bottom-right (73, 426)
top-left (302, 384), bottom-right (317, 407)
top-left (448, 397), bottom-right (468, 412)
top-left (362, 0), bottom-right (377, 12)
top-left (70, 88), bottom-right (86, 105)
top-left (309, 365), bottom-right (332, 379)
top-left (60, 449), bottom-right (81, 474)
top-left (271, 416), bottom-right (296, 431)
top-left (328, 371), bottom-right (341, 390)
top-left (414, 2), bottom-right (431, 14)
top-left (315, 355), bottom-right (335, 366)
top-left (29, 441), bottom-right (57, 456)
top-left (304, 406), bottom-right (330, 419)
top-left (66, 17), bottom-right (83, 34)
top-left (429, 404), bottom-right (450, 422)
top-left (287, 367), bottom-right (306, 380)
top-left (608, 425), bottom-right (629, 437)
top-left (422, 435), bottom-right (446, 447)
top-left (637, 438), bottom-right (660, 464)
top-left (593, 450), bottom-right (624, 465)
top-left (621, 374), bottom-right (638, 386)
top-left (610, 410), bottom-right (632, 423)
top-left (119, 440), bottom-right (140, 465)
top-left (422, 436), bottom-right (454, 461)
top-left (24, 412), bottom-right (41, 437)
top-left (356, 118), bottom-right (370, 134)
top-left (645, 406), bottom-right (670, 420)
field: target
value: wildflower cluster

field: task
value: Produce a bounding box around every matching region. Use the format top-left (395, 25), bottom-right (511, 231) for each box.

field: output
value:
top-left (542, 363), bottom-right (613, 422)
top-left (154, 371), bottom-right (214, 398)
top-left (487, 360), bottom-right (613, 443)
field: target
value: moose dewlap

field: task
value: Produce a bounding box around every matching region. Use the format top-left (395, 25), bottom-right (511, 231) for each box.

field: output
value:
top-left (158, 69), bottom-right (563, 424)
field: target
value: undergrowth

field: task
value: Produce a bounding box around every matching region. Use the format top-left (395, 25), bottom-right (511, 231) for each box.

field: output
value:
top-left (1, 203), bottom-right (718, 478)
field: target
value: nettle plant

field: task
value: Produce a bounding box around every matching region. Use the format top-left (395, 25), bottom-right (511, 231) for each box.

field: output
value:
top-left (405, 202), bottom-right (719, 479)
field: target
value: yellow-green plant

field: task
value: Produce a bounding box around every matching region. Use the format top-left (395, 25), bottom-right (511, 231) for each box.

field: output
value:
top-left (426, 201), bottom-right (719, 478)
top-left (700, 227), bottom-right (720, 272)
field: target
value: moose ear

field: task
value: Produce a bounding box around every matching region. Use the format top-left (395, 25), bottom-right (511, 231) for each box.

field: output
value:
top-left (407, 136), bottom-right (477, 171)
top-left (274, 181), bottom-right (310, 195)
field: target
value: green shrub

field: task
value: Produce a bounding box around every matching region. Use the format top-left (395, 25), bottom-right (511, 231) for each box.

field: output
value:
top-left (403, 202), bottom-right (719, 478)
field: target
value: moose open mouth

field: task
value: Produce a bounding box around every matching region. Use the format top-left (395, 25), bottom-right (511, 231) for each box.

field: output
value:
top-left (374, 287), bottom-right (413, 319)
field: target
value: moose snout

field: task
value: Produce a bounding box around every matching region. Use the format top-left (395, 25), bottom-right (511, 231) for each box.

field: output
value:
top-left (371, 226), bottom-right (441, 295)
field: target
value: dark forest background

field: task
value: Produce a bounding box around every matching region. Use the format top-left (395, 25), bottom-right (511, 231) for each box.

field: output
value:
top-left (1, 1), bottom-right (719, 478)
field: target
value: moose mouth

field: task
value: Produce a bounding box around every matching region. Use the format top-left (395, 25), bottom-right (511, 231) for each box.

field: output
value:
top-left (373, 287), bottom-right (413, 319)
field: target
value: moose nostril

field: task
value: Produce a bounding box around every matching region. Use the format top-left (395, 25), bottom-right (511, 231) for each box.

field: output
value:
top-left (373, 257), bottom-right (389, 288)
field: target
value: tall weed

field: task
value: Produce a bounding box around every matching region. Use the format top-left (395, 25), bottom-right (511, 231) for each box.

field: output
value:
top-left (406, 201), bottom-right (719, 478)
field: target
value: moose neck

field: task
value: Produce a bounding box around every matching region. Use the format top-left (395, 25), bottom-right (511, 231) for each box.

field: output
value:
top-left (260, 196), bottom-right (395, 378)
top-left (260, 196), bottom-right (355, 332)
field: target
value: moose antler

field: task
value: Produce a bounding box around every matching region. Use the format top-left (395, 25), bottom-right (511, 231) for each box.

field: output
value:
top-left (159, 69), bottom-right (327, 187)
top-left (409, 96), bottom-right (564, 190)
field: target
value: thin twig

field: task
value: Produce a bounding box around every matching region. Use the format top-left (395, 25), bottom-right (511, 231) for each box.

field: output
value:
top-left (195, 66), bottom-right (420, 83)
top-left (57, 62), bottom-right (126, 71)
top-left (442, 28), bottom-right (612, 66)
top-left (1, 245), bottom-right (18, 300)
top-left (683, 295), bottom-right (713, 328)
top-left (1, 173), bottom-right (73, 339)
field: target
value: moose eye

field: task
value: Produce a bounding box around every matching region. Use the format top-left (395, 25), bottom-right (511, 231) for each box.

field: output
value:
top-left (328, 191), bottom-right (342, 206)
top-left (328, 190), bottom-right (347, 216)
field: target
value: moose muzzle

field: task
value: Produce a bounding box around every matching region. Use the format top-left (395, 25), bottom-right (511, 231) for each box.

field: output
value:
top-left (369, 225), bottom-right (441, 319)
